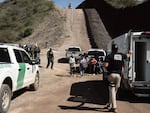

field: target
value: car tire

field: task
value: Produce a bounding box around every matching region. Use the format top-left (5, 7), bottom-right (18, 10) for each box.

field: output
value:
top-left (30, 72), bottom-right (39, 91)
top-left (0, 84), bottom-right (12, 113)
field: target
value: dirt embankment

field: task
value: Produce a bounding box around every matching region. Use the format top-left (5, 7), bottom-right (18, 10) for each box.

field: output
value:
top-left (18, 9), bottom-right (92, 51)
top-left (18, 10), bottom-right (66, 49)
top-left (18, 8), bottom-right (111, 51)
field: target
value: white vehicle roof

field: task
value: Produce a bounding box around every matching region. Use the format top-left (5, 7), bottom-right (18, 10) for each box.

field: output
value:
top-left (88, 48), bottom-right (105, 53)
top-left (68, 46), bottom-right (81, 49)
top-left (87, 48), bottom-right (106, 56)
top-left (0, 44), bottom-right (24, 51)
top-left (0, 43), bottom-right (19, 47)
top-left (88, 48), bottom-right (105, 52)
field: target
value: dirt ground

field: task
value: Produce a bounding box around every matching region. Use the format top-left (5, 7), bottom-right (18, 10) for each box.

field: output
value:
top-left (8, 9), bottom-right (150, 113)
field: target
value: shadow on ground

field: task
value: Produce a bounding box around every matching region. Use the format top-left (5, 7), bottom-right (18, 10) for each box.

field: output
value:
top-left (59, 104), bottom-right (108, 112)
top-left (11, 87), bottom-right (35, 100)
top-left (58, 80), bottom-right (109, 111)
top-left (58, 79), bottom-right (150, 112)
top-left (68, 80), bottom-right (109, 105)
top-left (58, 58), bottom-right (69, 63)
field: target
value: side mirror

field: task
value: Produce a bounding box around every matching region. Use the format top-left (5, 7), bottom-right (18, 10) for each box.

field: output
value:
top-left (29, 59), bottom-right (38, 65)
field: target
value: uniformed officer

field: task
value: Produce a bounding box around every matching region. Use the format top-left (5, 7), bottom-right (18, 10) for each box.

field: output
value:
top-left (103, 44), bottom-right (132, 112)
top-left (46, 48), bottom-right (54, 69)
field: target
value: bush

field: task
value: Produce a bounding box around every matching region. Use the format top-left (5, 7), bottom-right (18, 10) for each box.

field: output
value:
top-left (19, 28), bottom-right (33, 38)
top-left (0, 0), bottom-right (56, 42)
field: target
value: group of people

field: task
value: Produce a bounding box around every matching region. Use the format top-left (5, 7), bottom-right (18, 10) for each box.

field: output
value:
top-left (37, 45), bottom-right (132, 113)
top-left (20, 44), bottom-right (41, 64)
top-left (69, 53), bottom-right (104, 76)
top-left (69, 44), bottom-right (132, 113)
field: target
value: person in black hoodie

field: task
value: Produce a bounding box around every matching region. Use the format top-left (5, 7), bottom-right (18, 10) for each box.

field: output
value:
top-left (46, 48), bottom-right (54, 69)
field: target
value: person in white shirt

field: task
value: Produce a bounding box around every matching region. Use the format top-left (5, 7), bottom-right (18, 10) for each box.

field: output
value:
top-left (79, 54), bottom-right (88, 76)
top-left (69, 55), bottom-right (75, 76)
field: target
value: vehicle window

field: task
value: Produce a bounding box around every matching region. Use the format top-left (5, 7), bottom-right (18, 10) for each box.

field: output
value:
top-left (97, 52), bottom-right (105, 56)
top-left (20, 51), bottom-right (31, 63)
top-left (14, 49), bottom-right (23, 63)
top-left (88, 51), bottom-right (104, 56)
top-left (14, 49), bottom-right (31, 63)
top-left (0, 48), bottom-right (11, 63)
top-left (68, 48), bottom-right (80, 51)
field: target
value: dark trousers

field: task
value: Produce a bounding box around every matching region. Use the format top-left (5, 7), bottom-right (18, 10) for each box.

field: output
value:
top-left (89, 64), bottom-right (96, 74)
top-left (46, 58), bottom-right (54, 69)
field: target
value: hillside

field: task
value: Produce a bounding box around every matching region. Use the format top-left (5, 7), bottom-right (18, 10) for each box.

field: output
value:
top-left (1, 0), bottom-right (149, 50)
top-left (18, 10), bottom-right (66, 49)
top-left (0, 0), bottom-right (55, 43)
top-left (0, 0), bottom-right (92, 49)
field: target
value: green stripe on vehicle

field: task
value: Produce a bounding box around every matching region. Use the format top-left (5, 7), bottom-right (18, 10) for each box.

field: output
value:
top-left (17, 63), bottom-right (26, 89)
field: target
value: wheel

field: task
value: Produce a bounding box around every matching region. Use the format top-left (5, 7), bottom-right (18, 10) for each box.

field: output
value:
top-left (30, 72), bottom-right (39, 91)
top-left (0, 84), bottom-right (12, 113)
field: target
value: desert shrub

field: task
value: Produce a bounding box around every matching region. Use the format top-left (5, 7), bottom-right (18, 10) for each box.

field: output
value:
top-left (19, 28), bottom-right (33, 38)
top-left (0, 0), bottom-right (56, 42)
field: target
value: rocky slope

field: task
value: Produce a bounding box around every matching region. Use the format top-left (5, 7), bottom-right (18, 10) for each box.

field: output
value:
top-left (18, 8), bottom-right (111, 50)
top-left (18, 10), bottom-right (66, 48)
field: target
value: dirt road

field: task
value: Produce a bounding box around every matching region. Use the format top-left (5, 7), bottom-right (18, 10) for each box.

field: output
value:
top-left (8, 9), bottom-right (150, 113)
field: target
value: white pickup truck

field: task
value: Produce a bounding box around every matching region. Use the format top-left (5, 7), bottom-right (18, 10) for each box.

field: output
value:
top-left (65, 46), bottom-right (82, 60)
top-left (0, 44), bottom-right (39, 113)
top-left (87, 48), bottom-right (106, 60)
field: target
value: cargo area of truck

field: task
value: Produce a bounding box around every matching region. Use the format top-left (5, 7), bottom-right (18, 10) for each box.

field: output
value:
top-left (135, 42), bottom-right (146, 81)
top-left (134, 38), bottom-right (150, 81)
top-left (132, 41), bottom-right (150, 96)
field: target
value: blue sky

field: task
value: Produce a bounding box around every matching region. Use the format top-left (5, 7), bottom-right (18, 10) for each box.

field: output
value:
top-left (0, 0), bottom-right (85, 8)
top-left (52, 0), bottom-right (85, 8)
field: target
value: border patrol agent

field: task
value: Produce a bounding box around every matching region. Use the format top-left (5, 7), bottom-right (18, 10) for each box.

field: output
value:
top-left (104, 44), bottom-right (132, 112)
top-left (46, 48), bottom-right (54, 69)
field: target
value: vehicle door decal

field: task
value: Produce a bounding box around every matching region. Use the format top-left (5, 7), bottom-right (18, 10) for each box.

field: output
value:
top-left (17, 63), bottom-right (26, 89)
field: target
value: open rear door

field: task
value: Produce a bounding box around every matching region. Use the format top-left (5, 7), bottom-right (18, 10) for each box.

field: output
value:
top-left (135, 42), bottom-right (146, 81)
top-left (145, 42), bottom-right (150, 81)
top-left (131, 33), bottom-right (150, 96)
top-left (133, 32), bottom-right (150, 82)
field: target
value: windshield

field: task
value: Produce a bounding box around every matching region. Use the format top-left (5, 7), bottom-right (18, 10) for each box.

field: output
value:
top-left (88, 51), bottom-right (105, 56)
top-left (0, 48), bottom-right (11, 63)
top-left (68, 48), bottom-right (80, 52)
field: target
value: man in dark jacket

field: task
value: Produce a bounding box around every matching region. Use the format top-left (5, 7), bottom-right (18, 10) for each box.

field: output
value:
top-left (46, 48), bottom-right (54, 69)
